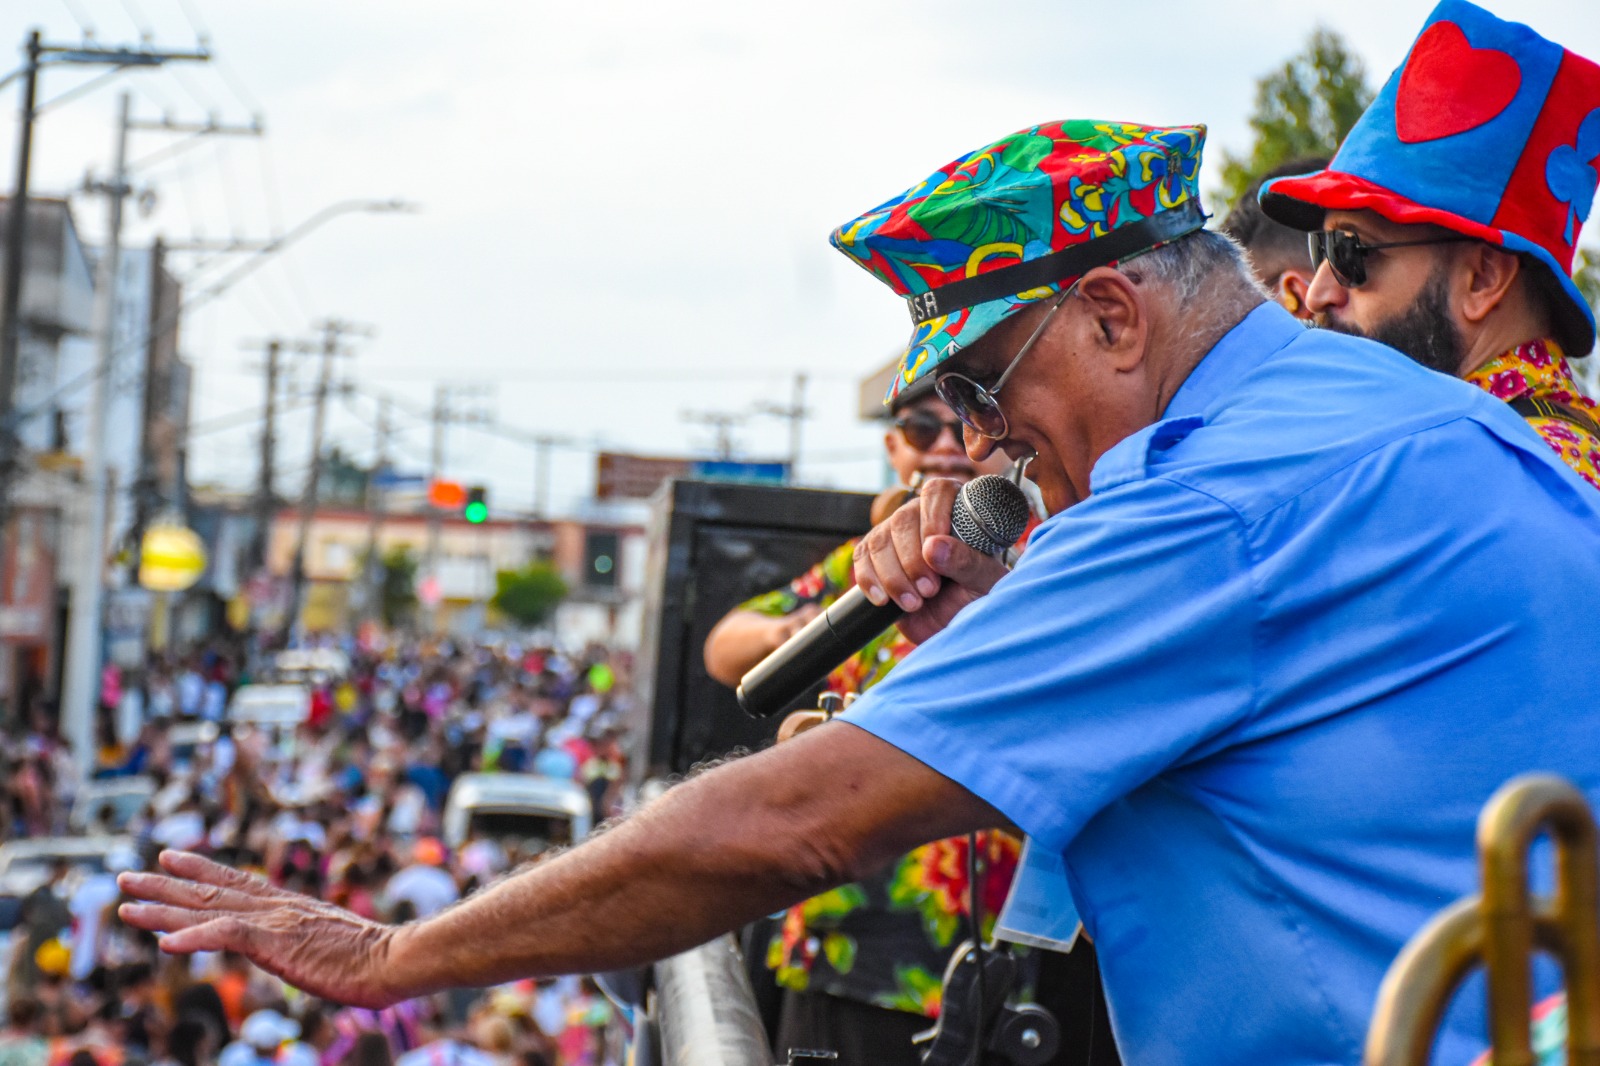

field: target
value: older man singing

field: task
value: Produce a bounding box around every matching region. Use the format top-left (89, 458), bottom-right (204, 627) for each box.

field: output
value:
top-left (120, 117), bottom-right (1600, 1066)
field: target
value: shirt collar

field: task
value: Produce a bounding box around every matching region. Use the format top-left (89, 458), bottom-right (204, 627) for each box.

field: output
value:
top-left (1464, 338), bottom-right (1578, 403)
top-left (1164, 301), bottom-right (1304, 422)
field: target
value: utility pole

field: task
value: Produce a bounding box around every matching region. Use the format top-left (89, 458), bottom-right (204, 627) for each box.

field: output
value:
top-left (58, 92), bottom-right (131, 771)
top-left (423, 385), bottom-right (490, 632)
top-left (0, 30), bottom-right (209, 531)
top-left (531, 435), bottom-right (559, 521)
top-left (246, 338), bottom-right (284, 574)
top-left (756, 372), bottom-right (810, 483)
top-left (0, 31), bottom-right (41, 502)
top-left (682, 409), bottom-right (747, 461)
top-left (360, 394), bottom-right (392, 624)
top-left (285, 319), bottom-right (364, 642)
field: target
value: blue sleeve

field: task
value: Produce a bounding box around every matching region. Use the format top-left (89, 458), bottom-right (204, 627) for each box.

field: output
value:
top-left (841, 477), bottom-right (1258, 853)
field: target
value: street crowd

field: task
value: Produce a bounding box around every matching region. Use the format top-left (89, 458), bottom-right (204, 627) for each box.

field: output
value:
top-left (0, 635), bottom-right (635, 1066)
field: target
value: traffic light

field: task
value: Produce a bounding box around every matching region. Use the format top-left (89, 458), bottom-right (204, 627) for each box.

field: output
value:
top-left (464, 485), bottom-right (488, 524)
top-left (583, 529), bottom-right (619, 588)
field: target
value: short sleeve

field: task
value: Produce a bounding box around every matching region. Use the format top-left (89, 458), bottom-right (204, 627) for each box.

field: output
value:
top-left (841, 478), bottom-right (1258, 853)
top-left (740, 540), bottom-right (858, 617)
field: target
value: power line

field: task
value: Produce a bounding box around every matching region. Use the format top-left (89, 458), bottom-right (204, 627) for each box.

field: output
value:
top-left (57, 0), bottom-right (95, 35)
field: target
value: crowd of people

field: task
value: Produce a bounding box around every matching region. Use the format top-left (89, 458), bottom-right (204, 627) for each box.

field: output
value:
top-left (0, 635), bottom-right (636, 1066)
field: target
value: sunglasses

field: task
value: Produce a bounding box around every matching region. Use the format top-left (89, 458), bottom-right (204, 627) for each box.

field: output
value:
top-left (1308, 229), bottom-right (1475, 288)
top-left (893, 411), bottom-right (965, 451)
top-left (934, 281), bottom-right (1079, 440)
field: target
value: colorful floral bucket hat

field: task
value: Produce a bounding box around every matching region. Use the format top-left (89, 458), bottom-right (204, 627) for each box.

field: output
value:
top-left (830, 120), bottom-right (1208, 403)
top-left (1259, 0), bottom-right (1600, 354)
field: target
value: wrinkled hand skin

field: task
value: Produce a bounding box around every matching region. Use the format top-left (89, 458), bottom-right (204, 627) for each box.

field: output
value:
top-left (853, 477), bottom-right (1010, 645)
top-left (119, 851), bottom-right (403, 1009)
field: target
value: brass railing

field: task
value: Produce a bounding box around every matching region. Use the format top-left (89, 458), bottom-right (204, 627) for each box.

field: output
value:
top-left (1366, 774), bottom-right (1600, 1066)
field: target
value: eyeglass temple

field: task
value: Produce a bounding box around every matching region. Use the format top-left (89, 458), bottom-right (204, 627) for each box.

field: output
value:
top-left (991, 283), bottom-right (1078, 396)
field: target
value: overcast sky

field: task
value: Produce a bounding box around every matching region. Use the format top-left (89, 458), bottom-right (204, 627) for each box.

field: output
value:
top-left (2, 0), bottom-right (1597, 518)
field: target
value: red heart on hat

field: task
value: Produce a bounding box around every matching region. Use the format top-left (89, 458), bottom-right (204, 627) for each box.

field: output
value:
top-left (1395, 20), bottom-right (1522, 144)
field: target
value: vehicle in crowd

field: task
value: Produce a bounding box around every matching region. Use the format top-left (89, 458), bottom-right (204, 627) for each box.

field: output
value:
top-left (166, 719), bottom-right (220, 769)
top-left (442, 772), bottom-right (593, 856)
top-left (0, 836), bottom-right (140, 896)
top-left (69, 776), bottom-right (156, 833)
top-left (227, 682), bottom-right (311, 728)
top-left (0, 890), bottom-right (20, 1011)
top-left (271, 647), bottom-right (350, 685)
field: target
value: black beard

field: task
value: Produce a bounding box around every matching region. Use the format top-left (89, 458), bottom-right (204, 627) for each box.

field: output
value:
top-left (1320, 267), bottom-right (1467, 376)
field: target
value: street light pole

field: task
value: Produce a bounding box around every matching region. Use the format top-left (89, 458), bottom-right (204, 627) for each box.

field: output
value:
top-left (60, 91), bottom-right (132, 770)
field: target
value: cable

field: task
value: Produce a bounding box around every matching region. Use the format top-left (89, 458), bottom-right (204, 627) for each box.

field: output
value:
top-left (58, 0), bottom-right (95, 35)
top-left (117, 0), bottom-right (154, 38)
top-left (173, 0), bottom-right (212, 43)
top-left (967, 832), bottom-right (987, 1066)
top-left (213, 57), bottom-right (264, 117)
top-left (257, 140), bottom-right (319, 322)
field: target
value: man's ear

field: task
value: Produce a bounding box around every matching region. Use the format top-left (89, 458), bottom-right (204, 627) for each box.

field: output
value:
top-left (1074, 267), bottom-right (1145, 370)
top-left (1458, 243), bottom-right (1521, 325)
top-left (1277, 269), bottom-right (1315, 320)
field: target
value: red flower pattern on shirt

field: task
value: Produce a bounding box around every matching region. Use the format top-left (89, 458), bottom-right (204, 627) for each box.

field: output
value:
top-left (1465, 339), bottom-right (1600, 491)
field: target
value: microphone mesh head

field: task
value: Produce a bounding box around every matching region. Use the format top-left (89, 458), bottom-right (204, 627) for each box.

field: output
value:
top-left (952, 475), bottom-right (1031, 555)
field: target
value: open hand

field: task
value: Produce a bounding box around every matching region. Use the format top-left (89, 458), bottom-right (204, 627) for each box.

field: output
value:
top-left (119, 851), bottom-right (404, 1008)
top-left (853, 477), bottom-right (1010, 645)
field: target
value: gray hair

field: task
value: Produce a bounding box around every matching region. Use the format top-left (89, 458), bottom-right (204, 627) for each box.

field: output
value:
top-left (1118, 228), bottom-right (1268, 309)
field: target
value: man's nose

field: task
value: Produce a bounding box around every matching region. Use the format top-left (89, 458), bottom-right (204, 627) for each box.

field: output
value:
top-left (964, 425), bottom-right (1000, 463)
top-left (930, 422), bottom-right (965, 453)
top-left (1305, 260), bottom-right (1348, 316)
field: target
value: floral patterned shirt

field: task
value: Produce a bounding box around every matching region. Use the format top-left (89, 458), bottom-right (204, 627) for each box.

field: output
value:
top-left (1465, 338), bottom-right (1600, 489)
top-left (1458, 339), bottom-right (1596, 1066)
top-left (741, 541), bottom-right (1021, 1018)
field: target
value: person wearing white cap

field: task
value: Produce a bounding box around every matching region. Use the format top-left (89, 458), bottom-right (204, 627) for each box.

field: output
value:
top-left (219, 1010), bottom-right (300, 1066)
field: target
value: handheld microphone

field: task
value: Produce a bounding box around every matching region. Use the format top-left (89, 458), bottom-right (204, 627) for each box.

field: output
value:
top-left (736, 474), bottom-right (1031, 719)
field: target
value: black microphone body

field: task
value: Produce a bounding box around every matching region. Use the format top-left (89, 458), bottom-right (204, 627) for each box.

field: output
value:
top-left (736, 474), bottom-right (1030, 718)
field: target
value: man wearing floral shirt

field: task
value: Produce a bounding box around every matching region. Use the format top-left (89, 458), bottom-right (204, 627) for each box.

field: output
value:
top-left (1259, 1), bottom-right (1600, 489)
top-left (703, 382), bottom-right (1016, 1066)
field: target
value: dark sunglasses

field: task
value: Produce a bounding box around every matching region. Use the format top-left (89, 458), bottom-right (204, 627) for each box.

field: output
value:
top-left (893, 411), bottom-right (965, 451)
top-left (1308, 229), bottom-right (1475, 288)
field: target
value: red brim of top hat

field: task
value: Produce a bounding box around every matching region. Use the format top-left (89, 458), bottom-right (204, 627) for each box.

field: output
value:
top-left (1261, 168), bottom-right (1596, 356)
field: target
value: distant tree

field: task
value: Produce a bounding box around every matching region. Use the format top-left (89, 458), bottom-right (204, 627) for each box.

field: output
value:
top-left (492, 562), bottom-right (568, 629)
top-left (1215, 27), bottom-right (1376, 211)
top-left (379, 546), bottom-right (419, 628)
top-left (1577, 247), bottom-right (1600, 312)
top-left (1573, 247), bottom-right (1600, 395)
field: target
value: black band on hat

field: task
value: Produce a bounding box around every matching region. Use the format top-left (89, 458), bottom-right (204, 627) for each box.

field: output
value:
top-left (904, 201), bottom-right (1207, 325)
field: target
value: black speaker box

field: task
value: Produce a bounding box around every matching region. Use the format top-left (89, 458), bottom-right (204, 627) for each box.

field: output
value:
top-left (631, 478), bottom-right (875, 779)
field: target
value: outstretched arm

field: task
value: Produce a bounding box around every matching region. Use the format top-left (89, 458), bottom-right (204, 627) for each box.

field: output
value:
top-left (118, 721), bottom-right (1000, 1007)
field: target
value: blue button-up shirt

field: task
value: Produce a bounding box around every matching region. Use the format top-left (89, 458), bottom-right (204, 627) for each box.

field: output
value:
top-left (843, 303), bottom-right (1600, 1065)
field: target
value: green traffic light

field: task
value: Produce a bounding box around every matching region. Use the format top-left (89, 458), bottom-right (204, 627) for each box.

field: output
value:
top-left (464, 501), bottom-right (488, 524)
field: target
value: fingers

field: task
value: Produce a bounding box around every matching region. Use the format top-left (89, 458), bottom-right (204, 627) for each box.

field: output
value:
top-left (855, 479), bottom-right (963, 611)
top-left (157, 917), bottom-right (253, 956)
top-left (118, 871), bottom-right (272, 913)
top-left (924, 537), bottom-right (1008, 597)
top-left (118, 902), bottom-right (217, 934)
top-left (918, 478), bottom-right (959, 541)
top-left (160, 850), bottom-right (274, 894)
top-left (857, 520), bottom-right (920, 611)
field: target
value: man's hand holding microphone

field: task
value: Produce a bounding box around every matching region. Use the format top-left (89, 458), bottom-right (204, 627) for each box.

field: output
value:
top-left (851, 475), bottom-right (1017, 646)
top-left (736, 473), bottom-right (1031, 718)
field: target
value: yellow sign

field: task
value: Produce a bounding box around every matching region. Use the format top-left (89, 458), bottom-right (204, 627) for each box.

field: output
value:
top-left (139, 523), bottom-right (207, 592)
